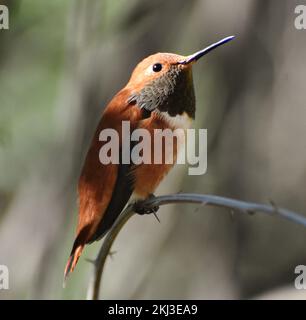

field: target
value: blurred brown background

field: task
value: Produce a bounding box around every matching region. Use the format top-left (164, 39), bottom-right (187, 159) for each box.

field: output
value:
top-left (1, 0), bottom-right (306, 299)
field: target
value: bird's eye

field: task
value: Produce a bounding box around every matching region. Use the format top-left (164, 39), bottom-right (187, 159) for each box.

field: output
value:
top-left (152, 63), bottom-right (162, 72)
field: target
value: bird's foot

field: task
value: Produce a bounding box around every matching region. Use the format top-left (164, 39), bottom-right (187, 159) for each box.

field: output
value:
top-left (134, 194), bottom-right (160, 221)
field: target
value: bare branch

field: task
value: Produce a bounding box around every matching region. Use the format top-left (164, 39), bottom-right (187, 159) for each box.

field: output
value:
top-left (87, 193), bottom-right (306, 300)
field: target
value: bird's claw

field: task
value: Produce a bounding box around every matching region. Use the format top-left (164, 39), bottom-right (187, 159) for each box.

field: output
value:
top-left (134, 194), bottom-right (160, 217)
top-left (134, 203), bottom-right (159, 215)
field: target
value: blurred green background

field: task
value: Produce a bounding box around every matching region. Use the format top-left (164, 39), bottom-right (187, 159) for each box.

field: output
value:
top-left (1, 0), bottom-right (306, 299)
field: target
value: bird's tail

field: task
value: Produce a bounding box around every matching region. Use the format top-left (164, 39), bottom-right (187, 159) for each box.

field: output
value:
top-left (63, 237), bottom-right (85, 285)
top-left (63, 223), bottom-right (93, 285)
top-left (64, 246), bottom-right (83, 277)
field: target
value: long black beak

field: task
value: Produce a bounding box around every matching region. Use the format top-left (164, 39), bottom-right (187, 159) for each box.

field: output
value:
top-left (178, 35), bottom-right (235, 65)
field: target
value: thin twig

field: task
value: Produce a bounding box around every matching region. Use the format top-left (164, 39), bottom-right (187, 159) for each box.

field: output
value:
top-left (86, 204), bottom-right (135, 300)
top-left (87, 193), bottom-right (306, 300)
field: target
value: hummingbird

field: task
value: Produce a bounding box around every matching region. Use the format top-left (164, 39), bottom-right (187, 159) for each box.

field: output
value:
top-left (64, 36), bottom-right (234, 278)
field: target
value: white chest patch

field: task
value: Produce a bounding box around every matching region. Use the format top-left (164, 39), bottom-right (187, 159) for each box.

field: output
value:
top-left (158, 111), bottom-right (193, 130)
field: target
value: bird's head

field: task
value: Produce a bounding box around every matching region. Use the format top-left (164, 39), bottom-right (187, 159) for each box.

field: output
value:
top-left (127, 36), bottom-right (234, 119)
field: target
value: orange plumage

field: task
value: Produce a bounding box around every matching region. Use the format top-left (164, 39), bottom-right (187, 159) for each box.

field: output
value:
top-left (64, 36), bottom-right (234, 278)
top-left (65, 88), bottom-right (142, 276)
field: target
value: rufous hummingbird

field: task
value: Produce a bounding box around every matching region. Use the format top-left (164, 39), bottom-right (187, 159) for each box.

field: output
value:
top-left (64, 36), bottom-right (234, 278)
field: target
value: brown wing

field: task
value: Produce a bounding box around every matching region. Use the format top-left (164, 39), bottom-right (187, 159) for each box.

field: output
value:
top-left (89, 160), bottom-right (134, 243)
top-left (64, 88), bottom-right (142, 277)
